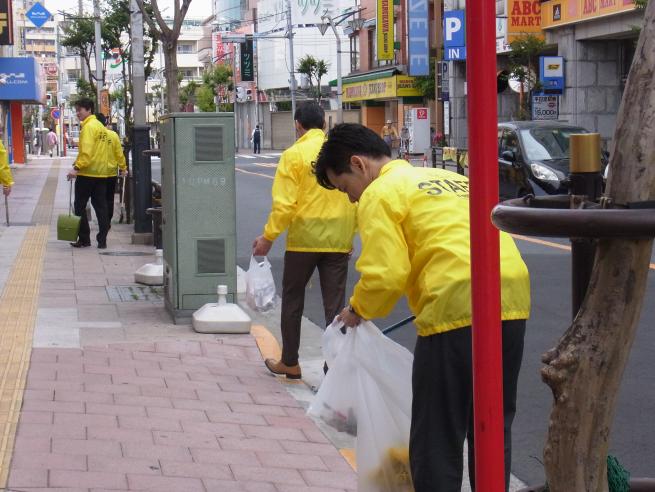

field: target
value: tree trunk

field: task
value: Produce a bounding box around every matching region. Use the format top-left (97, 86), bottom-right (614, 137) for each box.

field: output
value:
top-left (542, 3), bottom-right (655, 491)
top-left (163, 39), bottom-right (180, 112)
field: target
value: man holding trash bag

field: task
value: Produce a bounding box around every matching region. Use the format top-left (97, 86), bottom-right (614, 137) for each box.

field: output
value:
top-left (313, 123), bottom-right (530, 492)
top-left (252, 102), bottom-right (357, 380)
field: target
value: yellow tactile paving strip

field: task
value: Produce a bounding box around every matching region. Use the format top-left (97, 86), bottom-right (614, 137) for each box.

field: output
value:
top-left (0, 224), bottom-right (49, 486)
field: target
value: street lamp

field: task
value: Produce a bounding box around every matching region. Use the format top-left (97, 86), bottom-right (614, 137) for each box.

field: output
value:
top-left (317, 9), bottom-right (363, 124)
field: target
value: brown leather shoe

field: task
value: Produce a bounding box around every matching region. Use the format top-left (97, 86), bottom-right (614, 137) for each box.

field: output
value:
top-left (264, 358), bottom-right (302, 380)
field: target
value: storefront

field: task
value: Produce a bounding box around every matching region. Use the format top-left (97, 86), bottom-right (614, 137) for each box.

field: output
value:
top-left (0, 57), bottom-right (47, 164)
top-left (337, 69), bottom-right (424, 137)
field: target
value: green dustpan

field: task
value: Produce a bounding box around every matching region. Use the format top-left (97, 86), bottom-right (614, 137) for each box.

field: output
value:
top-left (57, 180), bottom-right (80, 241)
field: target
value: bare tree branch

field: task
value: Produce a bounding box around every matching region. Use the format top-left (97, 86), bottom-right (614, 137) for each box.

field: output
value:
top-left (172, 0), bottom-right (192, 40)
top-left (135, 0), bottom-right (171, 38)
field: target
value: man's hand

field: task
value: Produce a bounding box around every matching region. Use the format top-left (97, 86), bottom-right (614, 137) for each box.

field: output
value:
top-left (338, 305), bottom-right (362, 328)
top-left (67, 169), bottom-right (78, 181)
top-left (252, 235), bottom-right (273, 257)
top-left (2, 186), bottom-right (11, 197)
top-left (120, 169), bottom-right (128, 177)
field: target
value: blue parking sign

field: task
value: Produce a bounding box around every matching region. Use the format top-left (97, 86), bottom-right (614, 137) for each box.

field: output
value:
top-left (26, 2), bottom-right (51, 28)
top-left (443, 11), bottom-right (466, 61)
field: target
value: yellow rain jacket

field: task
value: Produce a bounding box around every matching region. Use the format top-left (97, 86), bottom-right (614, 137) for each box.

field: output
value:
top-left (73, 115), bottom-right (113, 178)
top-left (263, 128), bottom-right (357, 252)
top-left (350, 160), bottom-right (530, 337)
top-left (0, 141), bottom-right (13, 187)
top-left (106, 129), bottom-right (126, 176)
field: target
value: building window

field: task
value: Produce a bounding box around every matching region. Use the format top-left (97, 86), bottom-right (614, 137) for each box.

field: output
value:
top-left (368, 28), bottom-right (376, 68)
top-left (177, 42), bottom-right (196, 54)
top-left (179, 68), bottom-right (197, 79)
top-left (67, 69), bottom-right (80, 83)
top-left (349, 34), bottom-right (360, 73)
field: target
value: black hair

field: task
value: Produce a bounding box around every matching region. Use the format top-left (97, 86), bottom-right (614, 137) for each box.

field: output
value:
top-left (314, 123), bottom-right (392, 190)
top-left (74, 97), bottom-right (95, 112)
top-left (294, 101), bottom-right (324, 130)
top-left (95, 112), bottom-right (107, 126)
top-left (110, 123), bottom-right (119, 133)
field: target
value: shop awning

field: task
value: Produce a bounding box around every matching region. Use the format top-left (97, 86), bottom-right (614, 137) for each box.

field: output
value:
top-left (329, 68), bottom-right (400, 88)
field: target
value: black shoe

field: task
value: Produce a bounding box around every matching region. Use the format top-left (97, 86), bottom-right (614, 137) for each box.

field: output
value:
top-left (70, 241), bottom-right (91, 248)
top-left (97, 242), bottom-right (107, 249)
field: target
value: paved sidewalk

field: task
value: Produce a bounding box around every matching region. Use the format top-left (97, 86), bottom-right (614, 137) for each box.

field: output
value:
top-left (1, 156), bottom-right (357, 491)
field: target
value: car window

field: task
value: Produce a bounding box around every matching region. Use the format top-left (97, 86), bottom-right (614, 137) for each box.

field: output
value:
top-left (499, 130), bottom-right (520, 159)
top-left (520, 127), bottom-right (587, 161)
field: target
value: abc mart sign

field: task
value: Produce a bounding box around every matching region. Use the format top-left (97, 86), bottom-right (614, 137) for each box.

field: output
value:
top-left (342, 75), bottom-right (422, 102)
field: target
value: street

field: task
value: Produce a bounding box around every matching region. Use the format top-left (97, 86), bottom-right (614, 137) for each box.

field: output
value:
top-left (233, 152), bottom-right (655, 485)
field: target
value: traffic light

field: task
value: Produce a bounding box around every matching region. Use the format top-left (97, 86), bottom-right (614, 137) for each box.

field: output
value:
top-left (46, 93), bottom-right (53, 106)
top-left (245, 88), bottom-right (252, 101)
top-left (235, 86), bottom-right (245, 102)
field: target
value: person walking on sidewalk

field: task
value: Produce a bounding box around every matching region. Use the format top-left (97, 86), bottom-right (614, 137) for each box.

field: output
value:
top-left (314, 123), bottom-right (531, 492)
top-left (252, 125), bottom-right (261, 154)
top-left (47, 128), bottom-right (58, 157)
top-left (67, 98), bottom-right (113, 249)
top-left (380, 119), bottom-right (398, 150)
top-left (0, 139), bottom-right (14, 196)
top-left (252, 102), bottom-right (357, 380)
top-left (95, 114), bottom-right (127, 225)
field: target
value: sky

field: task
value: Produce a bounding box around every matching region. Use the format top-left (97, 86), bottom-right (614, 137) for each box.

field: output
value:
top-left (49, 0), bottom-right (213, 20)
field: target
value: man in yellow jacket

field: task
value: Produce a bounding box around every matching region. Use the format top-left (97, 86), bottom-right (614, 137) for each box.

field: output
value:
top-left (95, 114), bottom-right (127, 224)
top-left (0, 140), bottom-right (14, 197)
top-left (252, 102), bottom-right (357, 380)
top-left (67, 98), bottom-right (112, 249)
top-left (314, 123), bottom-right (531, 492)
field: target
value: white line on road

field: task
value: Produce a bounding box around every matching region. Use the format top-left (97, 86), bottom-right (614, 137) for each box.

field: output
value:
top-left (253, 162), bottom-right (277, 168)
top-left (236, 154), bottom-right (256, 159)
top-left (236, 167), bottom-right (273, 180)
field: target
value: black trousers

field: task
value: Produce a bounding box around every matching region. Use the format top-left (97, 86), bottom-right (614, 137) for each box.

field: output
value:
top-left (253, 139), bottom-right (261, 154)
top-left (105, 177), bottom-right (117, 223)
top-left (280, 251), bottom-right (349, 366)
top-left (410, 319), bottom-right (526, 492)
top-left (74, 176), bottom-right (109, 245)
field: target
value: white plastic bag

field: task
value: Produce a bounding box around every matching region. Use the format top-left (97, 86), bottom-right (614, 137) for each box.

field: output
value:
top-left (245, 255), bottom-right (276, 312)
top-left (309, 320), bottom-right (414, 492)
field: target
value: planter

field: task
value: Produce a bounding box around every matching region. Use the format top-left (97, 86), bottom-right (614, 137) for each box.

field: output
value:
top-left (518, 479), bottom-right (655, 492)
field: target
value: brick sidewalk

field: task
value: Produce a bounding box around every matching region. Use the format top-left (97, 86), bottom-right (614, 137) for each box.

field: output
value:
top-left (2, 158), bottom-right (357, 491)
top-left (10, 340), bottom-right (357, 491)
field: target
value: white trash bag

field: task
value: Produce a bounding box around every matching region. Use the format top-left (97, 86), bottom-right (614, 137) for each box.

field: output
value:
top-left (309, 319), bottom-right (414, 492)
top-left (245, 255), bottom-right (276, 312)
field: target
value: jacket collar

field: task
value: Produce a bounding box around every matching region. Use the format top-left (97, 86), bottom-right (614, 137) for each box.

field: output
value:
top-left (379, 159), bottom-right (411, 178)
top-left (81, 114), bottom-right (97, 127)
top-left (297, 128), bottom-right (325, 144)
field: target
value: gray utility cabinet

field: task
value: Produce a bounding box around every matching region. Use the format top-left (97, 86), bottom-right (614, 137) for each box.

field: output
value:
top-left (160, 113), bottom-right (236, 322)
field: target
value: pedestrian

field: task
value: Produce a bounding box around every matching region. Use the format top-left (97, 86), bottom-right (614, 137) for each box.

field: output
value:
top-left (0, 139), bottom-right (14, 197)
top-left (95, 114), bottom-right (127, 225)
top-left (66, 98), bottom-right (113, 249)
top-left (313, 123), bottom-right (531, 492)
top-left (252, 102), bottom-right (357, 380)
top-left (47, 128), bottom-right (58, 157)
top-left (252, 125), bottom-right (261, 154)
top-left (380, 119), bottom-right (398, 150)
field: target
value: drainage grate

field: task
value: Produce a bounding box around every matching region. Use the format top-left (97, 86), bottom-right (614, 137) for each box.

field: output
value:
top-left (99, 251), bottom-right (153, 257)
top-left (106, 285), bottom-right (164, 302)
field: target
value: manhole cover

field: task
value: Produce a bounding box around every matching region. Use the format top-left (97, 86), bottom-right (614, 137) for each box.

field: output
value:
top-left (106, 285), bottom-right (164, 302)
top-left (99, 251), bottom-right (153, 256)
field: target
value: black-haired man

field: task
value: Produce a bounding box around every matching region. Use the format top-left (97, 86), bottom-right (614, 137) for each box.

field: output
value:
top-left (252, 102), bottom-right (357, 380)
top-left (67, 98), bottom-right (112, 249)
top-left (314, 123), bottom-right (530, 492)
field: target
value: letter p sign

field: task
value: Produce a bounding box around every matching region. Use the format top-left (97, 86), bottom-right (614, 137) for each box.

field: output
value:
top-left (443, 11), bottom-right (466, 48)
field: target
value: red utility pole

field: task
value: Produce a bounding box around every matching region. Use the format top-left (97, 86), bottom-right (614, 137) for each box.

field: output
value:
top-left (466, 0), bottom-right (506, 490)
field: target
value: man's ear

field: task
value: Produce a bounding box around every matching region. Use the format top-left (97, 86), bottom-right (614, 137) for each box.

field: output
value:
top-left (350, 155), bottom-right (366, 173)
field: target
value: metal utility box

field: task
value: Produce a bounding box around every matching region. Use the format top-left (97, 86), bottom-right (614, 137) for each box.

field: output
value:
top-left (160, 113), bottom-right (236, 322)
top-left (404, 107), bottom-right (431, 154)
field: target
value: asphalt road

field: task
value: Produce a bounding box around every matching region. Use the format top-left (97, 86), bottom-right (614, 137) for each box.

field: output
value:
top-left (233, 152), bottom-right (655, 486)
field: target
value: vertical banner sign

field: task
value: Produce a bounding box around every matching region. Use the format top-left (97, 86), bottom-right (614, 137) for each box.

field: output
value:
top-left (408, 0), bottom-right (430, 75)
top-left (0, 0), bottom-right (13, 45)
top-left (508, 0), bottom-right (543, 41)
top-left (100, 89), bottom-right (110, 117)
top-left (240, 39), bottom-right (254, 82)
top-left (212, 32), bottom-right (225, 64)
top-left (376, 0), bottom-right (394, 61)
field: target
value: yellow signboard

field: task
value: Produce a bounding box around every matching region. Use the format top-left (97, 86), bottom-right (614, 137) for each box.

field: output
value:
top-left (343, 76), bottom-right (422, 103)
top-left (377, 0), bottom-right (394, 60)
top-left (542, 0), bottom-right (636, 28)
top-left (508, 0), bottom-right (544, 40)
top-left (100, 89), bottom-right (110, 117)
